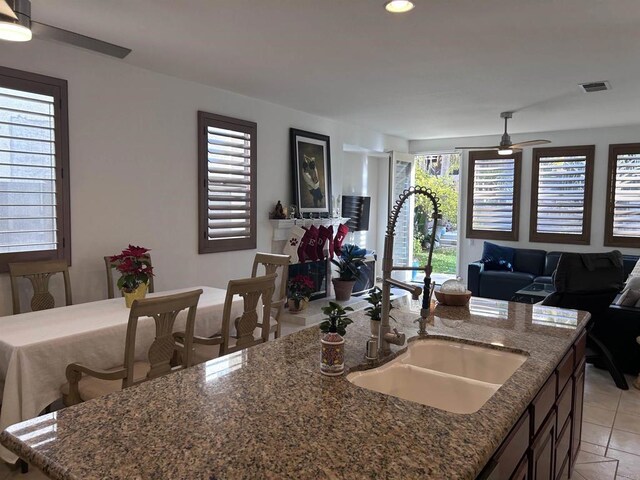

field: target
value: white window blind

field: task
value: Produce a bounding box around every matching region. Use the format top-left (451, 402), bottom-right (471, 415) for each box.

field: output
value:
top-left (466, 151), bottom-right (520, 241)
top-left (199, 112), bottom-right (256, 254)
top-left (606, 147), bottom-right (640, 247)
top-left (472, 159), bottom-right (515, 232)
top-left (531, 146), bottom-right (593, 244)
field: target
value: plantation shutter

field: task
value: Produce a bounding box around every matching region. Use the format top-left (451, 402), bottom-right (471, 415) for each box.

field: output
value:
top-left (198, 111), bottom-right (257, 254)
top-left (605, 144), bottom-right (640, 247)
top-left (389, 152), bottom-right (414, 281)
top-left (0, 67), bottom-right (69, 270)
top-left (466, 151), bottom-right (521, 241)
top-left (530, 146), bottom-right (594, 244)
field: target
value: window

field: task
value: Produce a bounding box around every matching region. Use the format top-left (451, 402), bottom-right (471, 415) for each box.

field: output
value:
top-left (198, 111), bottom-right (256, 254)
top-left (0, 66), bottom-right (70, 271)
top-left (530, 145), bottom-right (594, 244)
top-left (605, 143), bottom-right (640, 247)
top-left (466, 150), bottom-right (521, 241)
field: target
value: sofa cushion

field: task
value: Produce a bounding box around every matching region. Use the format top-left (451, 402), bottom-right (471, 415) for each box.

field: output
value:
top-left (534, 276), bottom-right (553, 285)
top-left (479, 271), bottom-right (536, 301)
top-left (481, 242), bottom-right (515, 271)
top-left (623, 255), bottom-right (640, 280)
top-left (513, 248), bottom-right (546, 276)
top-left (545, 252), bottom-right (563, 276)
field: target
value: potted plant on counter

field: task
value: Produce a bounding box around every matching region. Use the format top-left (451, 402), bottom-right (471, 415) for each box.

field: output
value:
top-left (319, 302), bottom-right (353, 376)
top-left (331, 244), bottom-right (366, 301)
top-left (287, 274), bottom-right (314, 312)
top-left (109, 245), bottom-right (154, 308)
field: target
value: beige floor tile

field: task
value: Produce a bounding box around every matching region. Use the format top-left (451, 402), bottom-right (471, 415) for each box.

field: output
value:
top-left (605, 448), bottom-right (640, 480)
top-left (582, 421), bottom-right (613, 447)
top-left (6, 466), bottom-right (49, 480)
top-left (580, 441), bottom-right (608, 456)
top-left (0, 462), bottom-right (12, 480)
top-left (585, 389), bottom-right (622, 411)
top-left (609, 429), bottom-right (640, 455)
top-left (585, 404), bottom-right (617, 427)
top-left (614, 412), bottom-right (640, 435)
top-left (576, 450), bottom-right (612, 464)
top-left (619, 391), bottom-right (640, 416)
top-left (574, 460), bottom-right (618, 480)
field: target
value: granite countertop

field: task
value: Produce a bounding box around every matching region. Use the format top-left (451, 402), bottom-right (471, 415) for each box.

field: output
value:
top-left (1, 298), bottom-right (589, 480)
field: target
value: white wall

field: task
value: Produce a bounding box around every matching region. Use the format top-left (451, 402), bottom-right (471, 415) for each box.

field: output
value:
top-left (410, 124), bottom-right (640, 281)
top-left (0, 39), bottom-right (407, 316)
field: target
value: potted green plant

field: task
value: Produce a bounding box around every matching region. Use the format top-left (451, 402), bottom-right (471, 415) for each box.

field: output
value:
top-left (364, 286), bottom-right (396, 336)
top-left (331, 244), bottom-right (366, 301)
top-left (109, 245), bottom-right (154, 307)
top-left (319, 302), bottom-right (353, 376)
top-left (287, 274), bottom-right (314, 312)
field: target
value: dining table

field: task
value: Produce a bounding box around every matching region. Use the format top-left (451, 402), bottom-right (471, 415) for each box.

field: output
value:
top-left (0, 285), bottom-right (243, 464)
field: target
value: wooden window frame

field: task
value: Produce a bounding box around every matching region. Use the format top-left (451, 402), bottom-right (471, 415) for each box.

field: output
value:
top-left (605, 143), bottom-right (640, 248)
top-left (198, 111), bottom-right (257, 254)
top-left (0, 66), bottom-right (70, 272)
top-left (466, 150), bottom-right (522, 241)
top-left (529, 145), bottom-right (595, 245)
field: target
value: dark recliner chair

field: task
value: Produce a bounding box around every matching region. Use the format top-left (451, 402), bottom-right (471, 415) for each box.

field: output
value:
top-left (542, 251), bottom-right (628, 390)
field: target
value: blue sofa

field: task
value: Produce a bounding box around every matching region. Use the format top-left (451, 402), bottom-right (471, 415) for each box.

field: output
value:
top-left (468, 247), bottom-right (640, 374)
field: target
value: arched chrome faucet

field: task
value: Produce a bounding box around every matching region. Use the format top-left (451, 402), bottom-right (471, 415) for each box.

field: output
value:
top-left (380, 186), bottom-right (441, 355)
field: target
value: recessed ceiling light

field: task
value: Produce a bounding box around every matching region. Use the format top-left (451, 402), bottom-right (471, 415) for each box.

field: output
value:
top-left (385, 1), bottom-right (415, 14)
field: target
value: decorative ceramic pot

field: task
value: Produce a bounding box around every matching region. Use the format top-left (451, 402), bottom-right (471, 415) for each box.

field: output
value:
top-left (288, 297), bottom-right (309, 313)
top-left (320, 331), bottom-right (345, 376)
top-left (332, 279), bottom-right (355, 301)
top-left (123, 282), bottom-right (148, 308)
top-left (370, 319), bottom-right (380, 337)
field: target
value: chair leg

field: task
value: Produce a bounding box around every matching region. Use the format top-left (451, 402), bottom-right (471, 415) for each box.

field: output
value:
top-left (589, 333), bottom-right (629, 390)
top-left (18, 459), bottom-right (28, 474)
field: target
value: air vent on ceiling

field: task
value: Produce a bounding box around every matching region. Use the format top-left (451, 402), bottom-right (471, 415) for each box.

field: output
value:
top-left (579, 81), bottom-right (611, 93)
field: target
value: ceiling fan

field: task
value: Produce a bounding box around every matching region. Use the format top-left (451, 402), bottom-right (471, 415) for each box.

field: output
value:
top-left (455, 112), bottom-right (551, 155)
top-left (0, 0), bottom-right (131, 58)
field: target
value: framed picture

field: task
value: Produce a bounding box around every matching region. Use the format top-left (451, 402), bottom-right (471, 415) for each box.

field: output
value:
top-left (290, 128), bottom-right (332, 215)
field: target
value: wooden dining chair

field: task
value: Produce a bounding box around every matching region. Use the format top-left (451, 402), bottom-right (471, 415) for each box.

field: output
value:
top-left (251, 253), bottom-right (290, 340)
top-left (8, 259), bottom-right (72, 315)
top-left (61, 289), bottom-right (202, 406)
top-left (104, 254), bottom-right (155, 299)
top-left (186, 274), bottom-right (276, 364)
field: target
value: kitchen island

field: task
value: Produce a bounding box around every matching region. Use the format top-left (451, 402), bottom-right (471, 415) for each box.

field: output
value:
top-left (1, 298), bottom-right (589, 480)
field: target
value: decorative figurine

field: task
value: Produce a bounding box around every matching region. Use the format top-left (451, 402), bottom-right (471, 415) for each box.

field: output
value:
top-left (289, 205), bottom-right (297, 219)
top-left (272, 200), bottom-right (286, 219)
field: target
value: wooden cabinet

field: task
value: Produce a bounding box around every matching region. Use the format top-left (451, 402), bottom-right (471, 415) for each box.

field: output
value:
top-left (477, 328), bottom-right (587, 480)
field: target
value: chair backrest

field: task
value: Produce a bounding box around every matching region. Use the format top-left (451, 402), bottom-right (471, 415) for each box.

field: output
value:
top-left (8, 259), bottom-right (72, 315)
top-left (542, 251), bottom-right (625, 318)
top-left (221, 273), bottom-right (277, 355)
top-left (123, 289), bottom-right (202, 388)
top-left (104, 254), bottom-right (155, 299)
top-left (251, 252), bottom-right (290, 320)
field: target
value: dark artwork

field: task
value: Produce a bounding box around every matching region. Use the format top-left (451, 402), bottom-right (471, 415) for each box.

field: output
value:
top-left (297, 141), bottom-right (326, 209)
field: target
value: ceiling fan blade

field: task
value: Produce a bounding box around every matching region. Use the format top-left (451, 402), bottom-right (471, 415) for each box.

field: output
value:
top-left (0, 0), bottom-right (18, 20)
top-left (509, 139), bottom-right (551, 148)
top-left (454, 146), bottom-right (500, 150)
top-left (31, 21), bottom-right (131, 59)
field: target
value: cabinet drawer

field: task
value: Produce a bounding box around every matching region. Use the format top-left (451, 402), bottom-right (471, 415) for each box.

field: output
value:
top-left (574, 330), bottom-right (587, 367)
top-left (556, 349), bottom-right (574, 393)
top-left (556, 378), bottom-right (573, 436)
top-left (531, 373), bottom-right (557, 436)
top-left (490, 411), bottom-right (530, 479)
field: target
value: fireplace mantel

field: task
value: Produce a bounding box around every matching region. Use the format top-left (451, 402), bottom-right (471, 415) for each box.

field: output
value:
top-left (269, 218), bottom-right (350, 242)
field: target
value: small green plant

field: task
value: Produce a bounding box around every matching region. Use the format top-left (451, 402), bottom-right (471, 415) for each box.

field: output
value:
top-left (331, 244), bottom-right (366, 281)
top-left (319, 301), bottom-right (354, 336)
top-left (364, 286), bottom-right (396, 322)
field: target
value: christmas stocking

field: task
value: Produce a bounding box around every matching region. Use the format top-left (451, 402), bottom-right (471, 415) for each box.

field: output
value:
top-left (320, 225), bottom-right (334, 259)
top-left (334, 223), bottom-right (349, 257)
top-left (303, 225), bottom-right (320, 262)
top-left (283, 225), bottom-right (306, 264)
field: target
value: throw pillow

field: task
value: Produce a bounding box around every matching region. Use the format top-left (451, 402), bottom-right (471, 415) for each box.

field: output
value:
top-left (619, 289), bottom-right (640, 307)
top-left (481, 242), bottom-right (515, 272)
top-left (629, 257), bottom-right (640, 280)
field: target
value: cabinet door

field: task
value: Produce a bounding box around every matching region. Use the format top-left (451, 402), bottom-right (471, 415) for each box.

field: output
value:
top-left (571, 362), bottom-right (586, 467)
top-left (511, 454), bottom-right (529, 480)
top-left (531, 410), bottom-right (557, 480)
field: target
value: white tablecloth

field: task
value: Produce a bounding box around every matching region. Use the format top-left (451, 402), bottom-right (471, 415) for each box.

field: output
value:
top-left (0, 286), bottom-right (241, 463)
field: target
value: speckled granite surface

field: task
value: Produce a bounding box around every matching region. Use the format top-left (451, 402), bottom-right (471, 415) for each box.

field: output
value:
top-left (1, 298), bottom-right (589, 480)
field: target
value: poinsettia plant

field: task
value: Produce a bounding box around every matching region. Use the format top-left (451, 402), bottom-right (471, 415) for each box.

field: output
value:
top-left (109, 245), bottom-right (154, 293)
top-left (288, 274), bottom-right (315, 303)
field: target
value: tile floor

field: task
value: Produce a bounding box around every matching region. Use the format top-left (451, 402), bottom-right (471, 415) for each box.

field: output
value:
top-left (1, 355), bottom-right (638, 479)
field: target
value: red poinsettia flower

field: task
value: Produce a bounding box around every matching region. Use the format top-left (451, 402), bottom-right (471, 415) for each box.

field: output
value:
top-left (122, 244), bottom-right (149, 258)
top-left (109, 245), bottom-right (153, 292)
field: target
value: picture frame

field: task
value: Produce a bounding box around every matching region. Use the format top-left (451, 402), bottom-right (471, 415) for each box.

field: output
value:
top-left (290, 128), bottom-right (332, 215)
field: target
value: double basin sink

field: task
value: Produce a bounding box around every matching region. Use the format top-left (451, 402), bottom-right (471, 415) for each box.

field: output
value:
top-left (347, 338), bottom-right (528, 414)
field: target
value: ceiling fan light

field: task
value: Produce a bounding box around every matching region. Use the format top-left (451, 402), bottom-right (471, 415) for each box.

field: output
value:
top-left (498, 148), bottom-right (513, 156)
top-left (384, 1), bottom-right (415, 13)
top-left (0, 0), bottom-right (31, 42)
top-left (0, 21), bottom-right (30, 41)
